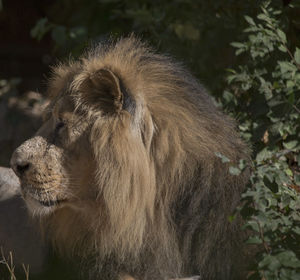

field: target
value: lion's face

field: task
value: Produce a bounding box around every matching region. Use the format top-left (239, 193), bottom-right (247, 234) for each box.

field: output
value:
top-left (10, 95), bottom-right (96, 215)
top-left (10, 63), bottom-right (150, 220)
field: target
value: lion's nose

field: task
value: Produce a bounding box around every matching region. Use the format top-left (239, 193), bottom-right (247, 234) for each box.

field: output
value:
top-left (16, 162), bottom-right (30, 176)
top-left (10, 156), bottom-right (31, 178)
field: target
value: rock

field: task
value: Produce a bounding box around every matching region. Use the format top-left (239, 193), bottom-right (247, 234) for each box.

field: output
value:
top-left (0, 167), bottom-right (20, 201)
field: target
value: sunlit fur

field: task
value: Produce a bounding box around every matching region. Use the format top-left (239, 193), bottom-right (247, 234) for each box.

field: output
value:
top-left (12, 36), bottom-right (250, 280)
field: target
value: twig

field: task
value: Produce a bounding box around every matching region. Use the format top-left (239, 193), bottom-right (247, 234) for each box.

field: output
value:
top-left (254, 218), bottom-right (270, 254)
top-left (0, 247), bottom-right (30, 280)
top-left (0, 248), bottom-right (16, 280)
top-left (22, 264), bottom-right (30, 280)
top-left (293, 104), bottom-right (300, 114)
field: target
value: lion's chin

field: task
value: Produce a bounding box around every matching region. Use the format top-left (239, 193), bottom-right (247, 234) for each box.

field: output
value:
top-left (23, 193), bottom-right (66, 216)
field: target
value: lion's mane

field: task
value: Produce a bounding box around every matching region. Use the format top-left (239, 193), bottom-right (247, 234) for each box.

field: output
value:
top-left (43, 37), bottom-right (250, 280)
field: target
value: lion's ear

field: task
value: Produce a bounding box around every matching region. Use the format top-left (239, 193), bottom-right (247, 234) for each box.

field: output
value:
top-left (81, 69), bottom-right (134, 114)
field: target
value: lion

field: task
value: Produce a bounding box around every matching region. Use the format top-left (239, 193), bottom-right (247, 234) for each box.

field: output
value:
top-left (10, 36), bottom-right (250, 280)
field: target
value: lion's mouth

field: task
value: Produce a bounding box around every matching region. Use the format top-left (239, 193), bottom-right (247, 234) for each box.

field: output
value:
top-left (21, 184), bottom-right (67, 208)
top-left (38, 198), bottom-right (67, 207)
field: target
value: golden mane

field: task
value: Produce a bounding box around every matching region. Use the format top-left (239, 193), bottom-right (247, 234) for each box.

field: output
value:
top-left (31, 37), bottom-right (249, 279)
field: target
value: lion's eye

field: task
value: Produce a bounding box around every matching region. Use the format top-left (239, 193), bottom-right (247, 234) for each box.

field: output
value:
top-left (54, 120), bottom-right (65, 135)
top-left (52, 120), bottom-right (65, 144)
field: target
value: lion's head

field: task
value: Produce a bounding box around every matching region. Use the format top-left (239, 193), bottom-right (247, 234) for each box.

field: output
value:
top-left (11, 37), bottom-right (250, 280)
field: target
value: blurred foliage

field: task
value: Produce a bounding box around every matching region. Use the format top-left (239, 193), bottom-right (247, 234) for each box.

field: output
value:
top-left (30, 0), bottom-right (276, 97)
top-left (222, 1), bottom-right (300, 279)
top-left (6, 0), bottom-right (300, 279)
top-left (0, 79), bottom-right (21, 99)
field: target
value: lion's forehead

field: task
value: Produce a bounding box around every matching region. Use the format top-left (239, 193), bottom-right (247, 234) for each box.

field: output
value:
top-left (43, 97), bottom-right (84, 132)
top-left (50, 96), bottom-right (75, 117)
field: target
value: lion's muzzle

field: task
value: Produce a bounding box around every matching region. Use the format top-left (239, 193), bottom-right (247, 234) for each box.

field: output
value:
top-left (10, 136), bottom-right (68, 212)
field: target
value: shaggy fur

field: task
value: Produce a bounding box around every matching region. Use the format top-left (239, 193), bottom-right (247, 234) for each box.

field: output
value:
top-left (11, 36), bottom-right (250, 280)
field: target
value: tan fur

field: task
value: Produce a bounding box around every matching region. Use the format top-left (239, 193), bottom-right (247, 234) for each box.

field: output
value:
top-left (11, 36), bottom-right (250, 280)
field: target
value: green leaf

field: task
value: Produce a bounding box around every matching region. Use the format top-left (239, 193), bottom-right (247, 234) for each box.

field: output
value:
top-left (257, 13), bottom-right (271, 23)
top-left (30, 18), bottom-right (52, 41)
top-left (69, 26), bottom-right (87, 40)
top-left (215, 152), bottom-right (230, 163)
top-left (244, 15), bottom-right (256, 26)
top-left (229, 166), bottom-right (241, 176)
top-left (283, 140), bottom-right (299, 150)
top-left (230, 42), bottom-right (245, 49)
top-left (278, 45), bottom-right (287, 52)
top-left (294, 48), bottom-right (300, 64)
top-left (276, 251), bottom-right (300, 268)
top-left (277, 29), bottom-right (287, 43)
top-left (238, 159), bottom-right (247, 170)
top-left (246, 236), bottom-right (262, 244)
top-left (256, 148), bottom-right (272, 163)
top-left (245, 220), bottom-right (259, 232)
top-left (259, 255), bottom-right (281, 270)
top-left (263, 176), bottom-right (278, 193)
top-left (292, 226), bottom-right (300, 235)
top-left (174, 23), bottom-right (199, 41)
top-left (278, 61), bottom-right (297, 73)
top-left (228, 215), bottom-right (236, 222)
top-left (285, 168), bottom-right (293, 177)
top-left (286, 80), bottom-right (295, 89)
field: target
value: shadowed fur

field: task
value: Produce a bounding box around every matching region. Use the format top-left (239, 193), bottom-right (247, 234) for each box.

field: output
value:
top-left (11, 36), bottom-right (250, 280)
